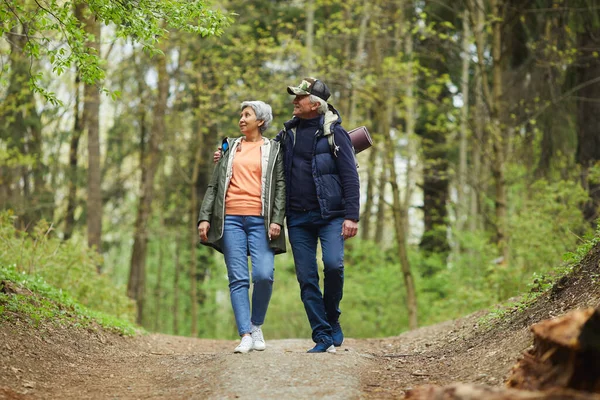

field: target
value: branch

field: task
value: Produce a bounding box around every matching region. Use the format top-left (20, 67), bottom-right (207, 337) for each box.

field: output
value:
top-left (516, 75), bottom-right (600, 127)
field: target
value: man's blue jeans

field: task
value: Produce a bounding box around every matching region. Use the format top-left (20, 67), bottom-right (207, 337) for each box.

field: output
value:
top-left (287, 210), bottom-right (345, 343)
top-left (222, 215), bottom-right (275, 336)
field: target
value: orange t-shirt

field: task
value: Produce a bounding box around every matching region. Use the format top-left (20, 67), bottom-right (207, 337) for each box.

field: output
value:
top-left (225, 139), bottom-right (264, 216)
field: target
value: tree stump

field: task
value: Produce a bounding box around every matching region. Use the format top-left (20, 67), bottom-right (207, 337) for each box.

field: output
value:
top-left (406, 307), bottom-right (600, 399)
top-left (507, 307), bottom-right (600, 393)
top-left (406, 384), bottom-right (600, 399)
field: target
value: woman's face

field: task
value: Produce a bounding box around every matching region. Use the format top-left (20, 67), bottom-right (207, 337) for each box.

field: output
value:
top-left (239, 106), bottom-right (263, 135)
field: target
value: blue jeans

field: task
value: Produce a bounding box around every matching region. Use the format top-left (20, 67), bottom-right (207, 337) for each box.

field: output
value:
top-left (287, 210), bottom-right (345, 343)
top-left (222, 215), bottom-right (275, 336)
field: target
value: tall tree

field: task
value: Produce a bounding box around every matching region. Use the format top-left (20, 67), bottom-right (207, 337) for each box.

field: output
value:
top-left (575, 27), bottom-right (600, 226)
top-left (0, 22), bottom-right (45, 229)
top-left (468, 0), bottom-right (510, 262)
top-left (128, 44), bottom-right (169, 324)
top-left (75, 4), bottom-right (103, 256)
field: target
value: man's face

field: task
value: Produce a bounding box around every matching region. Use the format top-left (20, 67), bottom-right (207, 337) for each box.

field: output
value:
top-left (292, 95), bottom-right (319, 119)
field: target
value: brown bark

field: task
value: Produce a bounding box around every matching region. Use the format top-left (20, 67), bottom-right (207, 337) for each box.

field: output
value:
top-left (153, 206), bottom-right (165, 332)
top-left (374, 163), bottom-right (387, 244)
top-left (382, 0), bottom-right (418, 329)
top-left (467, 0), bottom-right (509, 262)
top-left (457, 10), bottom-right (470, 237)
top-left (64, 71), bottom-right (83, 241)
top-left (470, 0), bottom-right (486, 233)
top-left (360, 146), bottom-right (377, 241)
top-left (303, 0), bottom-right (314, 76)
top-left (77, 5), bottom-right (103, 259)
top-left (127, 45), bottom-right (168, 324)
top-left (408, 308), bottom-right (600, 400)
top-left (383, 115), bottom-right (418, 329)
top-left (173, 238), bottom-right (181, 335)
top-left (407, 384), bottom-right (600, 400)
top-left (347, 0), bottom-right (370, 128)
top-left (189, 138), bottom-right (202, 337)
top-left (507, 308), bottom-right (600, 393)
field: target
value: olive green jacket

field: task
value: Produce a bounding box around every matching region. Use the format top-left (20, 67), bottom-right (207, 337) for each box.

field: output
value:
top-left (197, 136), bottom-right (286, 254)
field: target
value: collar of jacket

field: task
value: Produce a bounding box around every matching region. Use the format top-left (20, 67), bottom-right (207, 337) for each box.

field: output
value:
top-left (283, 104), bottom-right (342, 137)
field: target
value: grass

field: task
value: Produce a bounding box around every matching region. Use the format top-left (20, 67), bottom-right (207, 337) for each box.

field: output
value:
top-left (478, 225), bottom-right (600, 327)
top-left (0, 264), bottom-right (139, 336)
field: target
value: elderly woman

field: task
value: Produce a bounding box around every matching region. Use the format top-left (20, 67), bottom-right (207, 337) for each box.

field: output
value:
top-left (197, 100), bottom-right (286, 353)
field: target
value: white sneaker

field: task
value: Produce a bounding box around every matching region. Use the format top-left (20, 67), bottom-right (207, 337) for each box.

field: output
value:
top-left (234, 335), bottom-right (253, 353)
top-left (251, 325), bottom-right (266, 351)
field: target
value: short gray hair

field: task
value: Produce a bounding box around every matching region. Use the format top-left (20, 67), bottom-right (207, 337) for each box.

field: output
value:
top-left (241, 100), bottom-right (273, 133)
top-left (309, 95), bottom-right (329, 114)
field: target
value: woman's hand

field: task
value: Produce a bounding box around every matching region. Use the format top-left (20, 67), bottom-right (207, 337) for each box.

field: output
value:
top-left (198, 221), bottom-right (210, 242)
top-left (213, 148), bottom-right (221, 164)
top-left (269, 223), bottom-right (281, 240)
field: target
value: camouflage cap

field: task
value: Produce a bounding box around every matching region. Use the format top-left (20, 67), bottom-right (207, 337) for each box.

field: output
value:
top-left (287, 77), bottom-right (331, 101)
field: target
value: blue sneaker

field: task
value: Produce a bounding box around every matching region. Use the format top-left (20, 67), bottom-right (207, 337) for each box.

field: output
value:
top-left (331, 322), bottom-right (344, 347)
top-left (307, 337), bottom-right (336, 353)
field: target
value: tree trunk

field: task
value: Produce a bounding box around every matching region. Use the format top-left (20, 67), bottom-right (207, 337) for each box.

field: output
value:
top-left (347, 0), bottom-right (371, 128)
top-left (468, 0), bottom-right (509, 261)
top-left (303, 0), bottom-right (314, 76)
top-left (189, 142), bottom-right (201, 337)
top-left (173, 237), bottom-right (180, 335)
top-left (360, 147), bottom-right (378, 241)
top-left (374, 163), bottom-right (388, 244)
top-left (470, 0), bottom-right (486, 233)
top-left (490, 0), bottom-right (509, 264)
top-left (0, 23), bottom-right (44, 229)
top-left (127, 46), bottom-right (168, 325)
top-left (457, 10), bottom-right (470, 237)
top-left (418, 7), bottom-right (450, 262)
top-left (575, 29), bottom-right (600, 227)
top-left (384, 117), bottom-right (418, 330)
top-left (64, 71), bottom-right (83, 241)
top-left (78, 5), bottom-right (103, 259)
top-left (153, 204), bottom-right (165, 332)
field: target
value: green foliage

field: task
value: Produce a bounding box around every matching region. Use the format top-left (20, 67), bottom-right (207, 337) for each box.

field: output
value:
top-left (0, 211), bottom-right (136, 323)
top-left (508, 173), bottom-right (590, 277)
top-left (344, 241), bottom-right (409, 337)
top-left (0, 263), bottom-right (137, 335)
top-left (416, 230), bottom-right (501, 327)
top-left (481, 221), bottom-right (600, 326)
top-left (0, 0), bottom-right (231, 104)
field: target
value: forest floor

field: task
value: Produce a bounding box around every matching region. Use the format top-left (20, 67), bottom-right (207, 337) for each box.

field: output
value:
top-left (1, 242), bottom-right (600, 400)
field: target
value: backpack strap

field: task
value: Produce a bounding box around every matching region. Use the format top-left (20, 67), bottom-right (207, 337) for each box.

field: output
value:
top-left (327, 134), bottom-right (340, 158)
top-left (328, 132), bottom-right (359, 168)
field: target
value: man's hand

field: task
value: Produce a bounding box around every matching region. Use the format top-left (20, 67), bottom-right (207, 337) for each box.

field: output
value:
top-left (213, 148), bottom-right (221, 164)
top-left (342, 219), bottom-right (358, 240)
top-left (198, 221), bottom-right (210, 242)
top-left (269, 223), bottom-right (281, 240)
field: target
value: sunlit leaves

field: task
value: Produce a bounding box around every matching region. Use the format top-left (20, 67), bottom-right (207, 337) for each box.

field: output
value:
top-left (0, 0), bottom-right (231, 104)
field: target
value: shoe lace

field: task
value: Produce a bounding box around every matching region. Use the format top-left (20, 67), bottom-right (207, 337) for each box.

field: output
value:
top-left (251, 327), bottom-right (264, 342)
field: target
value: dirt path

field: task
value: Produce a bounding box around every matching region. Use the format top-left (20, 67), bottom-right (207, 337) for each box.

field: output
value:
top-left (1, 324), bottom-right (379, 400)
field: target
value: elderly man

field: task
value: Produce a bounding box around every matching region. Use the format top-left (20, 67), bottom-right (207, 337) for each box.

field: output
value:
top-left (278, 78), bottom-right (360, 353)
